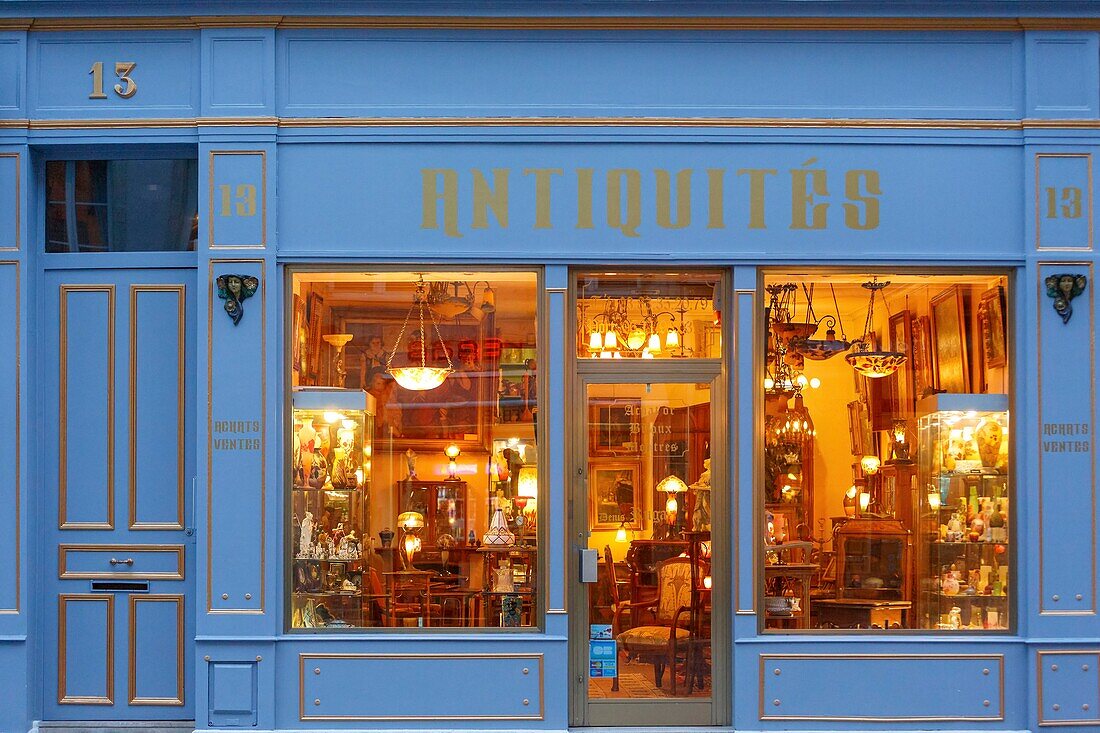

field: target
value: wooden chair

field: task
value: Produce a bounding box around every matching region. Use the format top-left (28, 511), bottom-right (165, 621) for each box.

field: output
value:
top-left (366, 566), bottom-right (441, 627)
top-left (602, 546), bottom-right (632, 692)
top-left (613, 556), bottom-right (697, 694)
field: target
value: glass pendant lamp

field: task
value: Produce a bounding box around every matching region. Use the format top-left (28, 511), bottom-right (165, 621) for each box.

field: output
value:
top-left (386, 275), bottom-right (454, 391)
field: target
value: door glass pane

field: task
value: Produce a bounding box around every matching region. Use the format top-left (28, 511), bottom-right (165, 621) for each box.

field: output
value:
top-left (586, 382), bottom-right (712, 699)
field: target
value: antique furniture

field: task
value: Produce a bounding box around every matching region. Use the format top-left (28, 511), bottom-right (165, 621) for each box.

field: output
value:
top-left (614, 557), bottom-right (701, 695)
top-left (762, 541), bottom-right (817, 630)
top-left (625, 539), bottom-right (688, 625)
top-left (394, 479), bottom-right (469, 567)
top-left (834, 519), bottom-right (910, 610)
top-left (813, 598), bottom-right (911, 629)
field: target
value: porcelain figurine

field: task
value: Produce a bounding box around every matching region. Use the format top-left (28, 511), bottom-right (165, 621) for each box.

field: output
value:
top-left (300, 511), bottom-right (314, 556)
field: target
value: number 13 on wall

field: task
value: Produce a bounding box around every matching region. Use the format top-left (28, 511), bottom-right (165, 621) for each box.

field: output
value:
top-left (88, 61), bottom-right (137, 99)
top-left (1036, 153), bottom-right (1093, 251)
top-left (209, 151), bottom-right (267, 249)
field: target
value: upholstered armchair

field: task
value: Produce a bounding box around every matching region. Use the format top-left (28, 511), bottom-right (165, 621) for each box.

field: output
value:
top-left (613, 556), bottom-right (698, 694)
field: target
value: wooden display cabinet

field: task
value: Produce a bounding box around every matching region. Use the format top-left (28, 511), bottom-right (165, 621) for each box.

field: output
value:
top-left (394, 479), bottom-right (469, 563)
top-left (835, 518), bottom-right (911, 602)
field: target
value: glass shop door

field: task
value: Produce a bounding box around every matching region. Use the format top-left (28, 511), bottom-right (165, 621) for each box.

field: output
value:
top-left (569, 368), bottom-right (727, 726)
top-left (40, 268), bottom-right (195, 721)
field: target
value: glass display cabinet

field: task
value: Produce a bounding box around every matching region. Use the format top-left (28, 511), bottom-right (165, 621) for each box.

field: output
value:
top-left (916, 393), bottom-right (1010, 631)
top-left (290, 388), bottom-right (375, 629)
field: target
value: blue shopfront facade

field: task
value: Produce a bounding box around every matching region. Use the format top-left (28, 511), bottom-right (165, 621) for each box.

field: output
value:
top-left (1, 2), bottom-right (1100, 731)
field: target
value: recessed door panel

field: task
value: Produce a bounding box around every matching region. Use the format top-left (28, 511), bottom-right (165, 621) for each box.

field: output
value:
top-left (129, 595), bottom-right (185, 705)
top-left (59, 285), bottom-right (115, 530)
top-left (58, 594), bottom-right (114, 705)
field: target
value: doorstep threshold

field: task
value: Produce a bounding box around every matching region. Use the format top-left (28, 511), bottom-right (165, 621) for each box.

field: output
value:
top-left (37, 722), bottom-right (195, 733)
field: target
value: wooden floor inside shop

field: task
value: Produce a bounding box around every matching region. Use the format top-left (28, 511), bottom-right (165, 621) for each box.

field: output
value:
top-left (588, 658), bottom-right (710, 699)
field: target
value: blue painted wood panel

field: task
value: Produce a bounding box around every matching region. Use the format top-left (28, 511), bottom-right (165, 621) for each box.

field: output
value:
top-left (130, 285), bottom-right (186, 529)
top-left (129, 595), bottom-right (184, 705)
top-left (1038, 650), bottom-right (1100, 726)
top-left (300, 653), bottom-right (542, 720)
top-left (59, 285), bottom-right (115, 529)
top-left (208, 660), bottom-right (257, 727)
top-left (0, 152), bottom-right (19, 250)
top-left (29, 32), bottom-right (199, 118)
top-left (276, 141), bottom-right (1022, 260)
top-left (277, 31), bottom-right (1022, 119)
top-left (202, 29), bottom-right (275, 116)
top-left (0, 262), bottom-right (17, 613)
top-left (58, 594), bottom-right (114, 704)
top-left (209, 151), bottom-right (267, 249)
top-left (1026, 33), bottom-right (1100, 119)
top-left (0, 32), bottom-right (25, 117)
top-left (1036, 153), bottom-right (1093, 250)
top-left (759, 653), bottom-right (1003, 721)
top-left (207, 259), bottom-right (266, 613)
top-left (1036, 262), bottom-right (1096, 617)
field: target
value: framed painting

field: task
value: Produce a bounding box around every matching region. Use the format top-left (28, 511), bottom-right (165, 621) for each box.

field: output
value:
top-left (888, 310), bottom-right (915, 415)
top-left (978, 286), bottom-right (1007, 369)
top-left (307, 291), bottom-right (325, 380)
top-left (292, 293), bottom-right (305, 377)
top-left (588, 398), bottom-right (642, 457)
top-left (588, 461), bottom-right (642, 530)
top-left (930, 286), bottom-right (970, 393)
top-left (910, 315), bottom-right (935, 400)
top-left (847, 399), bottom-right (872, 456)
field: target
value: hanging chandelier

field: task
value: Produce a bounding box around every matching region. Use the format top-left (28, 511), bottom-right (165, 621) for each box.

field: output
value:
top-left (846, 277), bottom-right (907, 378)
top-left (386, 275), bottom-right (454, 391)
top-left (580, 295), bottom-right (701, 359)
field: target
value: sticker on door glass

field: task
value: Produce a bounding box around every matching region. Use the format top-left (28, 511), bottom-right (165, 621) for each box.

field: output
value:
top-left (590, 640), bottom-right (618, 678)
top-left (590, 623), bottom-right (612, 640)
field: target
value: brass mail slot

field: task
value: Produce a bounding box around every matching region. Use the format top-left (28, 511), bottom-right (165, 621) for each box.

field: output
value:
top-left (59, 544), bottom-right (185, 580)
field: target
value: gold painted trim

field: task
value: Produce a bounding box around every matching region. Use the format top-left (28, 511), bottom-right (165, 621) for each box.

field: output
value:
top-left (1037, 650), bottom-right (1100, 727)
top-left (1037, 261), bottom-right (1096, 615)
top-left (208, 151), bottom-right (267, 249)
top-left (758, 653), bottom-right (1005, 722)
top-left (58, 544), bottom-right (185, 580)
top-left (0, 261), bottom-right (18, 614)
top-left (1036, 153), bottom-right (1094, 252)
top-left (207, 258), bottom-right (266, 613)
top-left (0, 153), bottom-right (20, 251)
top-left (14, 116), bottom-right (1100, 131)
top-left (58, 593), bottom-right (114, 705)
top-left (277, 116), bottom-right (1028, 130)
top-left (128, 594), bottom-right (185, 706)
top-left (129, 285), bottom-right (187, 530)
top-left (59, 284), bottom-right (115, 531)
top-left (298, 653), bottom-right (544, 721)
top-left (15, 15), bottom-right (1100, 32)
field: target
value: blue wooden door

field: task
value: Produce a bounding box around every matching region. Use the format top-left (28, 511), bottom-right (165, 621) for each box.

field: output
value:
top-left (42, 268), bottom-right (195, 721)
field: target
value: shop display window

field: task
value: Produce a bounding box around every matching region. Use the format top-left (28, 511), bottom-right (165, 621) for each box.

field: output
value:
top-left (44, 159), bottom-right (198, 252)
top-left (760, 272), bottom-right (1012, 632)
top-left (289, 270), bottom-right (540, 630)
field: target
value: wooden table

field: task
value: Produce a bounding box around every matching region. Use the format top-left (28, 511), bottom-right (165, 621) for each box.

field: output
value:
top-left (763, 563), bottom-right (818, 629)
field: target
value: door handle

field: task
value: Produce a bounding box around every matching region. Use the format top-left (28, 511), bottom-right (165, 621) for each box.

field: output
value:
top-left (109, 558), bottom-right (134, 566)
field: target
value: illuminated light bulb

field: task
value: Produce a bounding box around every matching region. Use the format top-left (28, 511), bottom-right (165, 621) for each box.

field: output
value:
top-left (445, 444), bottom-right (461, 459)
top-left (763, 377), bottom-right (775, 390)
top-left (844, 485), bottom-right (858, 517)
top-left (355, 468), bottom-right (364, 485)
top-left (928, 492), bottom-right (942, 510)
top-left (604, 330), bottom-right (618, 350)
top-left (615, 524), bottom-right (627, 542)
top-left (859, 491), bottom-right (871, 512)
top-left (796, 374), bottom-right (808, 388)
top-left (627, 328), bottom-right (647, 351)
top-left (647, 332), bottom-right (662, 354)
top-left (342, 419), bottom-right (357, 430)
top-left (324, 411), bottom-right (345, 424)
top-left (589, 330), bottom-right (603, 351)
top-left (599, 351), bottom-right (613, 359)
top-left (665, 328), bottom-right (680, 350)
top-left (666, 494), bottom-right (678, 514)
top-left (809, 377), bottom-right (821, 389)
top-left (703, 575), bottom-right (713, 590)
top-left (860, 455), bottom-right (881, 475)
top-left (612, 351), bottom-right (622, 359)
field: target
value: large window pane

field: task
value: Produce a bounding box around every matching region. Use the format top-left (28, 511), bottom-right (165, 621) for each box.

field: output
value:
top-left (290, 271), bottom-right (540, 630)
top-left (761, 272), bottom-right (1012, 632)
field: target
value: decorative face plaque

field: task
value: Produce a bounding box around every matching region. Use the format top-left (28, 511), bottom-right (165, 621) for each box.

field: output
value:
top-left (216, 274), bottom-right (259, 325)
top-left (1044, 273), bottom-right (1088, 324)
